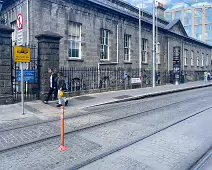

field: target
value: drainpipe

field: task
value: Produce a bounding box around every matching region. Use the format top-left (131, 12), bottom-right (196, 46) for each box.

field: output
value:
top-left (168, 38), bottom-right (170, 72)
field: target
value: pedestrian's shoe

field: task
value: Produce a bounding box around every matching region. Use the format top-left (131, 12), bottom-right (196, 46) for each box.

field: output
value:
top-left (43, 101), bottom-right (48, 104)
top-left (56, 104), bottom-right (62, 107)
top-left (65, 100), bottom-right (68, 106)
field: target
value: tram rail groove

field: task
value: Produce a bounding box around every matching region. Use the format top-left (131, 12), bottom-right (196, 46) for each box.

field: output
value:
top-left (0, 94), bottom-right (211, 154)
top-left (0, 91), bottom-right (210, 133)
top-left (190, 148), bottom-right (212, 170)
top-left (67, 106), bottom-right (212, 170)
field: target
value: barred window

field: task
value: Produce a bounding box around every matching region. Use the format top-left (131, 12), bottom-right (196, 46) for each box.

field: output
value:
top-left (197, 52), bottom-right (199, 67)
top-left (206, 54), bottom-right (209, 66)
top-left (100, 29), bottom-right (109, 60)
top-left (68, 22), bottom-right (81, 58)
top-left (191, 51), bottom-right (194, 66)
top-left (142, 39), bottom-right (148, 63)
top-left (124, 34), bottom-right (131, 61)
top-left (184, 49), bottom-right (188, 66)
top-left (202, 53), bottom-right (204, 67)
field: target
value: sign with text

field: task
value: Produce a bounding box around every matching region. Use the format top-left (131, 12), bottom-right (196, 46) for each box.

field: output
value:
top-left (131, 78), bottom-right (142, 84)
top-left (16, 70), bottom-right (36, 83)
top-left (14, 46), bottom-right (30, 63)
top-left (17, 30), bottom-right (23, 46)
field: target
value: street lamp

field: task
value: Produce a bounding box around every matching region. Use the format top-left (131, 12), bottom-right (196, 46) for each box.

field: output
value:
top-left (152, 0), bottom-right (156, 88)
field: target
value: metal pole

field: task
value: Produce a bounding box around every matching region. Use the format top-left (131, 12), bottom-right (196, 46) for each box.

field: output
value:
top-left (139, 4), bottom-right (141, 78)
top-left (21, 62), bottom-right (24, 115)
top-left (152, 0), bottom-right (156, 88)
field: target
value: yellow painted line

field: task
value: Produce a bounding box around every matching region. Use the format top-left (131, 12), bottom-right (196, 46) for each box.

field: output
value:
top-left (47, 111), bottom-right (73, 117)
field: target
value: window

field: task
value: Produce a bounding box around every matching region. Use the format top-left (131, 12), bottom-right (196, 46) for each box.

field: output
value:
top-left (175, 11), bottom-right (182, 20)
top-left (124, 34), bottom-right (131, 61)
top-left (205, 24), bottom-right (212, 41)
top-left (197, 52), bottom-right (199, 67)
top-left (202, 53), bottom-right (204, 67)
top-left (184, 49), bottom-right (188, 66)
top-left (206, 8), bottom-right (212, 24)
top-left (184, 26), bottom-right (192, 37)
top-left (191, 51), bottom-right (194, 66)
top-left (194, 8), bottom-right (202, 25)
top-left (194, 25), bottom-right (202, 40)
top-left (100, 29), bottom-right (109, 60)
top-left (165, 12), bottom-right (172, 22)
top-left (184, 10), bottom-right (192, 25)
top-left (142, 39), bottom-right (148, 63)
top-left (206, 54), bottom-right (209, 66)
top-left (68, 22), bottom-right (81, 58)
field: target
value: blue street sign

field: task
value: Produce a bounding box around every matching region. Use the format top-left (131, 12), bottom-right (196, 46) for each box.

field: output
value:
top-left (16, 70), bottom-right (36, 83)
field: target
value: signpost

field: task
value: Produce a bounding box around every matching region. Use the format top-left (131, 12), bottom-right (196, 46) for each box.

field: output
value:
top-left (14, 46), bottom-right (30, 115)
top-left (14, 13), bottom-right (30, 115)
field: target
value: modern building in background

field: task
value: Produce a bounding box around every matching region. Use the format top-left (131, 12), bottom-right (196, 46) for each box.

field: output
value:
top-left (165, 0), bottom-right (212, 45)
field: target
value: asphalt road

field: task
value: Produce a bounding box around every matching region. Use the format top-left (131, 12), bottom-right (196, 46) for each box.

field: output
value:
top-left (1, 87), bottom-right (212, 170)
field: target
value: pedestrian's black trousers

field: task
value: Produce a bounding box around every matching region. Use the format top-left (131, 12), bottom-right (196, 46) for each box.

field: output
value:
top-left (45, 87), bottom-right (58, 101)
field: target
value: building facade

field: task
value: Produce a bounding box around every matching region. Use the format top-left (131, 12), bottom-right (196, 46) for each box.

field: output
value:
top-left (165, 0), bottom-right (212, 45)
top-left (1, 0), bottom-right (212, 72)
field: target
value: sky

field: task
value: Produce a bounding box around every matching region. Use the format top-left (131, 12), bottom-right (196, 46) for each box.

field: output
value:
top-left (124, 0), bottom-right (212, 13)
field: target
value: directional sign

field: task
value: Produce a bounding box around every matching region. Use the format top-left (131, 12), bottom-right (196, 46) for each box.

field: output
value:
top-left (14, 46), bottom-right (30, 63)
top-left (16, 70), bottom-right (36, 83)
top-left (16, 14), bottom-right (24, 30)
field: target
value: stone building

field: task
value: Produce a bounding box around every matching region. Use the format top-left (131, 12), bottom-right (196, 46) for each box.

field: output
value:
top-left (1, 0), bottom-right (212, 71)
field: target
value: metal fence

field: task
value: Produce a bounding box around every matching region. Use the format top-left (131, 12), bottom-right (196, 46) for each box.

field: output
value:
top-left (60, 67), bottom-right (205, 93)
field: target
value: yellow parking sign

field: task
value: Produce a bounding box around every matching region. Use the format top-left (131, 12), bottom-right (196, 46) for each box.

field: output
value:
top-left (14, 46), bottom-right (31, 63)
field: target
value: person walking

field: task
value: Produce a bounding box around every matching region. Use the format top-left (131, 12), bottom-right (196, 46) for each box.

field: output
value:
top-left (207, 72), bottom-right (211, 82)
top-left (204, 71), bottom-right (208, 82)
top-left (56, 72), bottom-right (68, 107)
top-left (43, 68), bottom-right (58, 104)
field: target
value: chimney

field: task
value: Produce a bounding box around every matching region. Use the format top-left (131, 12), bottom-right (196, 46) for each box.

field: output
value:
top-left (157, 2), bottom-right (166, 19)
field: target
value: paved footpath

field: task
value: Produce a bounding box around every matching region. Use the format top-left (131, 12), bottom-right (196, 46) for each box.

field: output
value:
top-left (0, 81), bottom-right (211, 123)
top-left (79, 107), bottom-right (212, 170)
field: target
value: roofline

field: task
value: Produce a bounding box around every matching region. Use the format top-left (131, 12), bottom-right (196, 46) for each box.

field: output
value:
top-left (85, 0), bottom-right (211, 48)
top-left (2, 0), bottom-right (212, 48)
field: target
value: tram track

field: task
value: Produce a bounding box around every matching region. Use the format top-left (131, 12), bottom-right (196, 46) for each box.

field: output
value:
top-left (69, 106), bottom-right (212, 170)
top-left (0, 90), bottom-right (211, 153)
top-left (0, 88), bottom-right (210, 133)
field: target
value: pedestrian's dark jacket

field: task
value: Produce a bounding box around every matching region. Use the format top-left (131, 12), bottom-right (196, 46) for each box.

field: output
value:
top-left (52, 73), bottom-right (58, 88)
top-left (57, 77), bottom-right (65, 90)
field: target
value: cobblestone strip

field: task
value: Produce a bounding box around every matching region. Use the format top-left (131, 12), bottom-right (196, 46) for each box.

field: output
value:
top-left (0, 113), bottom-right (111, 151)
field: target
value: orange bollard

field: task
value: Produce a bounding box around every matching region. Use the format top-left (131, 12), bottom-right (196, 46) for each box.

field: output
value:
top-left (58, 106), bottom-right (68, 151)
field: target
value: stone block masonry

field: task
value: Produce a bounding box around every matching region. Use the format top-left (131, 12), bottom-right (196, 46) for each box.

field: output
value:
top-left (0, 24), bottom-right (14, 105)
top-left (35, 31), bottom-right (62, 101)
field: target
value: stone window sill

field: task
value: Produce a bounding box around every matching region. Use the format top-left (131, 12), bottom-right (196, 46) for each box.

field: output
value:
top-left (68, 58), bottom-right (84, 62)
top-left (124, 61), bottom-right (132, 64)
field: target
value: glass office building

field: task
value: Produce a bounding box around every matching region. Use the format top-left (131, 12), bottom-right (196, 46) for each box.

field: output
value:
top-left (165, 0), bottom-right (212, 45)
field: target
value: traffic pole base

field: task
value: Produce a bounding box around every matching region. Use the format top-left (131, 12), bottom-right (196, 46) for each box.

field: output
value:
top-left (58, 145), bottom-right (68, 151)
